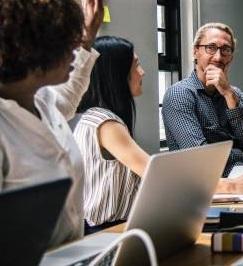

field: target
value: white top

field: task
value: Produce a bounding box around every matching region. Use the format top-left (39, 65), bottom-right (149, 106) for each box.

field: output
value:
top-left (0, 47), bottom-right (99, 247)
top-left (73, 107), bottom-right (140, 226)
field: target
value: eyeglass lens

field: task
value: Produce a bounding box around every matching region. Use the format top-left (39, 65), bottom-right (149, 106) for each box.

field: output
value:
top-left (205, 44), bottom-right (232, 56)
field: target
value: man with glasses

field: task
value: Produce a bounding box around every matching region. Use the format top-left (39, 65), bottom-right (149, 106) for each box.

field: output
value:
top-left (162, 22), bottom-right (243, 179)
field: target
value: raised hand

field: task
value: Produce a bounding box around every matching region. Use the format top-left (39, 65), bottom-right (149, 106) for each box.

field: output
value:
top-left (81, 0), bottom-right (104, 51)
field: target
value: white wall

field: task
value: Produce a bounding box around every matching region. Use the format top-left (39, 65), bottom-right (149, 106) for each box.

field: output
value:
top-left (100, 0), bottom-right (160, 154)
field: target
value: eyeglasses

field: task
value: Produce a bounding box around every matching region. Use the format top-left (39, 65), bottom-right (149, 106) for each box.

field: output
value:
top-left (196, 44), bottom-right (234, 56)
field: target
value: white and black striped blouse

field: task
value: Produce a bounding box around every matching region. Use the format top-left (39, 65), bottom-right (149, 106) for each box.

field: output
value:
top-left (73, 107), bottom-right (140, 226)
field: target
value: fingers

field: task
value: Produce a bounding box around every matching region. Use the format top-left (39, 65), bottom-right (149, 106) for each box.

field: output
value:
top-left (82, 0), bottom-right (103, 12)
top-left (205, 64), bottom-right (223, 72)
top-left (205, 68), bottom-right (221, 87)
top-left (81, 0), bottom-right (88, 10)
top-left (82, 0), bottom-right (104, 24)
top-left (204, 65), bottom-right (230, 92)
top-left (205, 74), bottom-right (225, 89)
top-left (205, 69), bottom-right (221, 80)
top-left (81, 0), bottom-right (104, 50)
top-left (205, 65), bottom-right (226, 80)
top-left (204, 65), bottom-right (222, 83)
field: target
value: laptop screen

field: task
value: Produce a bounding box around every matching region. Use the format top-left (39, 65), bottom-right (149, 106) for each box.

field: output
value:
top-left (0, 177), bottom-right (71, 266)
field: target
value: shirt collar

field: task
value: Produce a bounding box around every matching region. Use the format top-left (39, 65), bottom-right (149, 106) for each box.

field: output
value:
top-left (189, 70), bottom-right (206, 91)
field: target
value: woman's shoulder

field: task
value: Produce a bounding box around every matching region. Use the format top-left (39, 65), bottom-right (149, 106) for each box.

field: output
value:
top-left (82, 107), bottom-right (125, 125)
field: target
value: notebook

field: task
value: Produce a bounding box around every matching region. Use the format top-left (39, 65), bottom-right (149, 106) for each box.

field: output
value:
top-left (0, 177), bottom-right (72, 266)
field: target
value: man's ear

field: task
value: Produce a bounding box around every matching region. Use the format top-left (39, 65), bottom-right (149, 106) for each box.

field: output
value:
top-left (193, 47), bottom-right (198, 64)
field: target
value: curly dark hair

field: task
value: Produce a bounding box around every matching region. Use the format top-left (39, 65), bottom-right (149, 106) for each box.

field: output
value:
top-left (0, 0), bottom-right (84, 83)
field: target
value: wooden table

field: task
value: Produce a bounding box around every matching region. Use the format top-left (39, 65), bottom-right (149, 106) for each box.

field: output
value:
top-left (104, 223), bottom-right (243, 266)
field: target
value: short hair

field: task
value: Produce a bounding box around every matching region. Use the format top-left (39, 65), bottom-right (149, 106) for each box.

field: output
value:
top-left (77, 36), bottom-right (136, 136)
top-left (0, 0), bottom-right (84, 83)
top-left (193, 22), bottom-right (237, 51)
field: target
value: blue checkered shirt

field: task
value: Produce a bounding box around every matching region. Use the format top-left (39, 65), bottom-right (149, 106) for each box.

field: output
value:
top-left (162, 70), bottom-right (243, 177)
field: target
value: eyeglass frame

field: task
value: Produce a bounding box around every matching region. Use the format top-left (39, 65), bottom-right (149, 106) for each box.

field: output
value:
top-left (195, 44), bottom-right (234, 56)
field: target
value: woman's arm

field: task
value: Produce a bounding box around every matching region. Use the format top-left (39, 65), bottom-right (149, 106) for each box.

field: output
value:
top-left (48, 48), bottom-right (99, 120)
top-left (98, 121), bottom-right (150, 177)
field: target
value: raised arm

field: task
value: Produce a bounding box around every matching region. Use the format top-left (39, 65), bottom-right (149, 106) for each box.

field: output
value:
top-left (46, 0), bottom-right (104, 120)
top-left (81, 0), bottom-right (104, 51)
top-left (98, 121), bottom-right (150, 177)
top-left (47, 47), bottom-right (99, 120)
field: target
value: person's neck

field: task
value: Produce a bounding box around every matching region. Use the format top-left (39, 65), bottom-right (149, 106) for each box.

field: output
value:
top-left (0, 75), bottom-right (43, 116)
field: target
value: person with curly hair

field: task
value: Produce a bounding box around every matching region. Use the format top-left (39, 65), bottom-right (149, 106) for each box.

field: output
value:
top-left (0, 0), bottom-right (103, 247)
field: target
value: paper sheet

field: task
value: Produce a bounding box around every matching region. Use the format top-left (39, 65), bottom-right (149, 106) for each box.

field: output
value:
top-left (228, 166), bottom-right (243, 179)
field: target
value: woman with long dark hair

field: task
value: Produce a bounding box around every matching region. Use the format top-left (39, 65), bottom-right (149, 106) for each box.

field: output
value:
top-left (73, 36), bottom-right (150, 233)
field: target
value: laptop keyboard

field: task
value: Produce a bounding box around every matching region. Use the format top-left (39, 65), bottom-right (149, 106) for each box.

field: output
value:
top-left (67, 254), bottom-right (96, 266)
top-left (68, 249), bottom-right (116, 266)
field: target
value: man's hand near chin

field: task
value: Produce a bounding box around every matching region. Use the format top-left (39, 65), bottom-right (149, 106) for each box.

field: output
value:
top-left (205, 64), bottom-right (239, 109)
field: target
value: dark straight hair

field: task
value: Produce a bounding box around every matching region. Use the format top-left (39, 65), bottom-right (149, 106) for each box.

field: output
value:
top-left (77, 36), bottom-right (136, 136)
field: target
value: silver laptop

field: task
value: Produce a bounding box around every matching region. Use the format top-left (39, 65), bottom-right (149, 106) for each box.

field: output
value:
top-left (40, 141), bottom-right (232, 266)
top-left (114, 141), bottom-right (232, 265)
